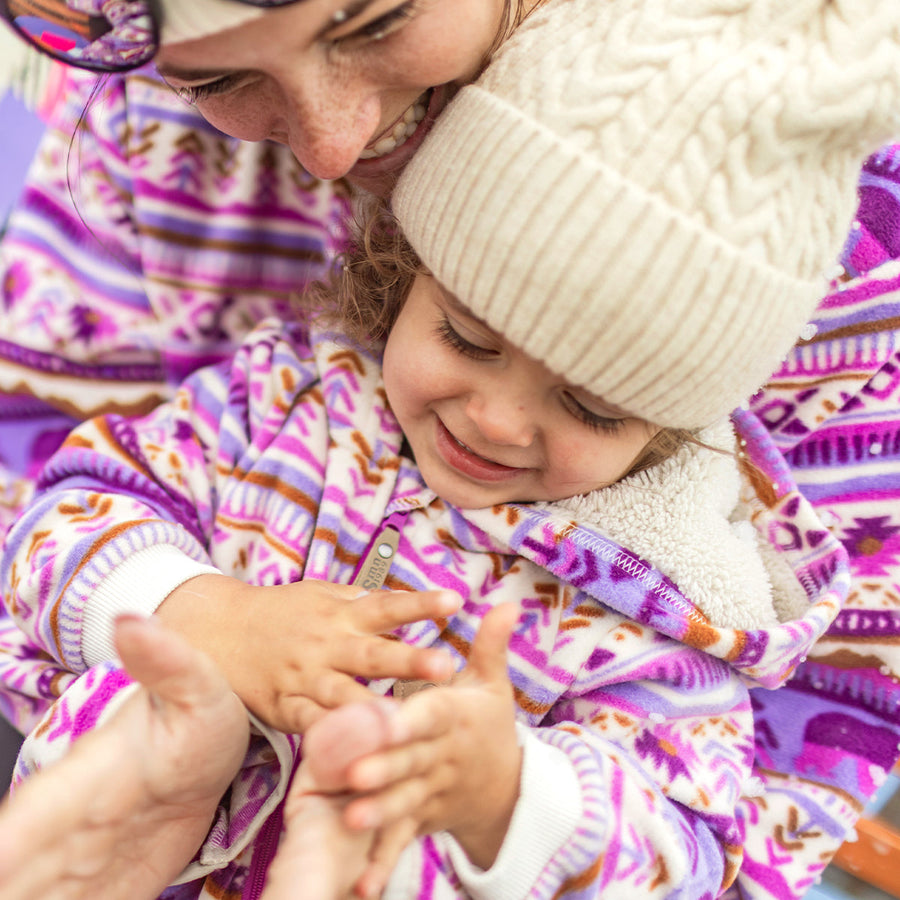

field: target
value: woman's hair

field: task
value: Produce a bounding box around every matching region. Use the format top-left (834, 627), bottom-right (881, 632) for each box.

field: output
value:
top-left (484, 0), bottom-right (544, 65)
top-left (308, 202), bottom-right (703, 483)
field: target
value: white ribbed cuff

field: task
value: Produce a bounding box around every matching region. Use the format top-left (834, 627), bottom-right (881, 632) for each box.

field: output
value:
top-left (82, 545), bottom-right (221, 667)
top-left (439, 724), bottom-right (582, 900)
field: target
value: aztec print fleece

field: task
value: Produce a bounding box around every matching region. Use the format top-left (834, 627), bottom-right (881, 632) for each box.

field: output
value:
top-left (0, 67), bottom-right (349, 534)
top-left (726, 142), bottom-right (900, 900)
top-left (3, 316), bottom-right (848, 900)
top-left (0, 64), bottom-right (347, 729)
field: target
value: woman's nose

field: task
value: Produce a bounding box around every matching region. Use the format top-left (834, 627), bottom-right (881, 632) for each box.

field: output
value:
top-left (280, 76), bottom-right (383, 180)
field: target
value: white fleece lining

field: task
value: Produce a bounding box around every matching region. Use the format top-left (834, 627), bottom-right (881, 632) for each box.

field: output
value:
top-left (541, 419), bottom-right (807, 630)
top-left (82, 545), bottom-right (220, 668)
top-left (436, 724), bottom-right (582, 900)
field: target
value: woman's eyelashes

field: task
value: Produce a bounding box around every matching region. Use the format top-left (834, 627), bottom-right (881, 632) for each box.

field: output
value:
top-left (172, 74), bottom-right (245, 105)
top-left (332, 1), bottom-right (420, 45)
top-left (436, 315), bottom-right (627, 435)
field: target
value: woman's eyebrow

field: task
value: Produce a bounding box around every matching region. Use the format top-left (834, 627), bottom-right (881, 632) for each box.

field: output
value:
top-left (155, 0), bottom-right (383, 80)
top-left (314, 0), bottom-right (386, 40)
top-left (155, 63), bottom-right (234, 81)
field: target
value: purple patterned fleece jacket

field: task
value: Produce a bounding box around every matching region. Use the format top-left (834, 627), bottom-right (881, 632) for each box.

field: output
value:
top-left (2, 317), bottom-right (848, 900)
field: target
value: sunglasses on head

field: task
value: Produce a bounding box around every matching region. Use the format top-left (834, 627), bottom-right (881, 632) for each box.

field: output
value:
top-left (0, 0), bottom-right (300, 73)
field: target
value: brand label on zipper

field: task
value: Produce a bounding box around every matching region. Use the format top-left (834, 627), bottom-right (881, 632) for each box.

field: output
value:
top-left (352, 525), bottom-right (400, 592)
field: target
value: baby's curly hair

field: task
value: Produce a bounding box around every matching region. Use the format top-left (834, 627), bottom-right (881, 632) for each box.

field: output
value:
top-left (309, 198), bottom-right (420, 347)
top-left (305, 200), bottom-right (706, 482)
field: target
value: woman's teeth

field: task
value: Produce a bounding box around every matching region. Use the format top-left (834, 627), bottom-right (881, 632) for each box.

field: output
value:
top-left (358, 100), bottom-right (427, 159)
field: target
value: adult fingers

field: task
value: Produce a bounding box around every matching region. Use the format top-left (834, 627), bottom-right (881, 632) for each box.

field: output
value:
top-left (114, 615), bottom-right (234, 712)
top-left (301, 699), bottom-right (401, 792)
top-left (355, 818), bottom-right (419, 899)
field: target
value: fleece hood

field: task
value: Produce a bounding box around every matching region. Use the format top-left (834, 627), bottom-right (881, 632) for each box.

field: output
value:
top-left (460, 408), bottom-right (850, 691)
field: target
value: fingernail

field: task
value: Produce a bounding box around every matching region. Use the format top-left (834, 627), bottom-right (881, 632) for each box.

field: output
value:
top-left (438, 591), bottom-right (462, 612)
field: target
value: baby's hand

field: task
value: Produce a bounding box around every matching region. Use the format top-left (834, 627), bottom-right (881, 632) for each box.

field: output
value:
top-left (157, 575), bottom-right (460, 733)
top-left (303, 603), bottom-right (523, 878)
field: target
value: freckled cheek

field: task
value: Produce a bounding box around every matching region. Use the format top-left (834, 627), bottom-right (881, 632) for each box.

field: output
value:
top-left (394, 10), bottom-right (502, 87)
top-left (194, 96), bottom-right (275, 143)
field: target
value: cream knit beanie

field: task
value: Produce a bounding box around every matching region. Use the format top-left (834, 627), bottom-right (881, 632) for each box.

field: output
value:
top-left (160, 0), bottom-right (267, 45)
top-left (393, 0), bottom-right (900, 429)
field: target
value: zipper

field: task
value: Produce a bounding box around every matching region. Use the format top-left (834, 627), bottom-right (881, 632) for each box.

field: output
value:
top-left (243, 774), bottom-right (289, 899)
top-left (243, 513), bottom-right (408, 898)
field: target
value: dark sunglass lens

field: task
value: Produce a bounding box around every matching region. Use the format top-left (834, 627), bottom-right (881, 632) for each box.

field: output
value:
top-left (4, 0), bottom-right (158, 72)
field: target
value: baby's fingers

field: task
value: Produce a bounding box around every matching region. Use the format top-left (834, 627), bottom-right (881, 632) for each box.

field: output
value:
top-left (347, 726), bottom-right (444, 796)
top-left (344, 690), bottom-right (458, 796)
top-left (462, 602), bottom-right (520, 686)
top-left (334, 634), bottom-right (455, 685)
top-left (344, 767), bottom-right (442, 832)
top-left (352, 588), bottom-right (461, 635)
top-left (275, 673), bottom-right (378, 733)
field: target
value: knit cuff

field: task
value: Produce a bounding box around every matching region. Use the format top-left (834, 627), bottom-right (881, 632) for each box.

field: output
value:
top-left (160, 0), bottom-right (265, 45)
top-left (394, 85), bottom-right (821, 429)
top-left (82, 544), bottom-right (221, 667)
top-left (439, 724), bottom-right (582, 900)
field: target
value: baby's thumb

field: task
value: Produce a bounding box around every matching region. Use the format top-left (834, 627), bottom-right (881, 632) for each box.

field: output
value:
top-left (465, 603), bottom-right (519, 685)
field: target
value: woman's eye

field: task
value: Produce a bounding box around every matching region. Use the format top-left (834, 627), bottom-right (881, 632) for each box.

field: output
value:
top-left (335, 1), bottom-right (418, 44)
top-left (435, 317), bottom-right (496, 360)
top-left (171, 75), bottom-right (243, 105)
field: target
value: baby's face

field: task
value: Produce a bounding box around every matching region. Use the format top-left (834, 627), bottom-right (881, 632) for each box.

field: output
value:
top-left (382, 274), bottom-right (659, 509)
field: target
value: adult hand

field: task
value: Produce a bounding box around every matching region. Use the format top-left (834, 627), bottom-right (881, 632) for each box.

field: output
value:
top-left (157, 575), bottom-right (460, 733)
top-left (0, 615), bottom-right (250, 900)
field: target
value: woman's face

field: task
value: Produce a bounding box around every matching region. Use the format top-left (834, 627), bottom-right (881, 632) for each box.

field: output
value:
top-left (154, 0), bottom-right (514, 196)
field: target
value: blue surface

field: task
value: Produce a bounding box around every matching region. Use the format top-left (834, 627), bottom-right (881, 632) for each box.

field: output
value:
top-left (0, 90), bottom-right (45, 223)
